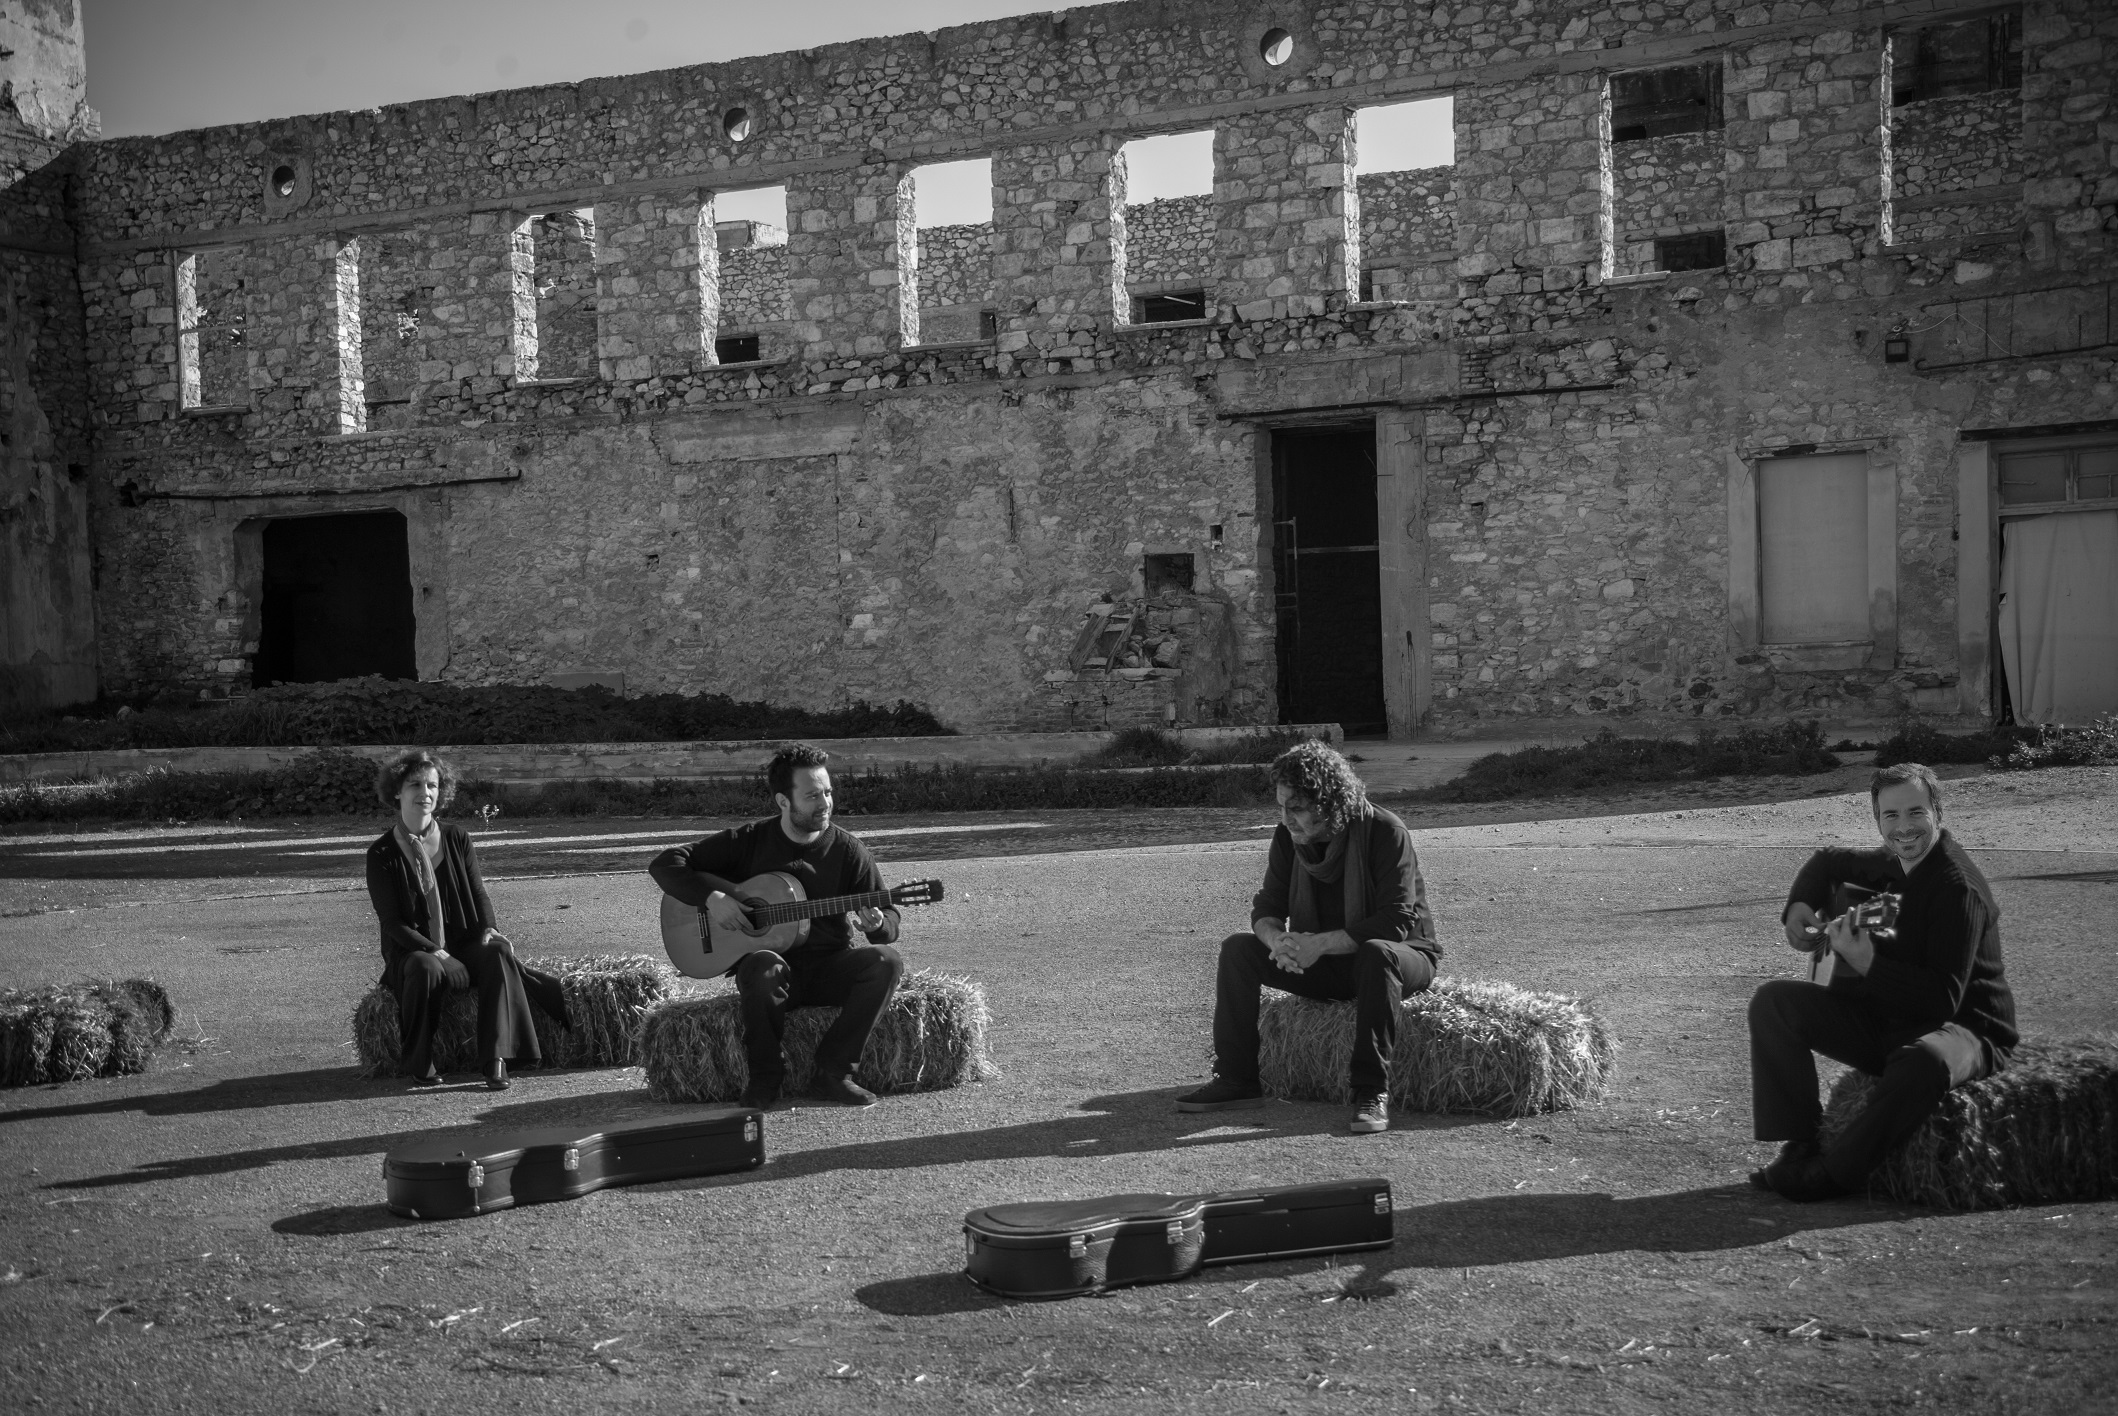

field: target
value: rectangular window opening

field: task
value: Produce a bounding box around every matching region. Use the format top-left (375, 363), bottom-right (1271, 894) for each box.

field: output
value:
top-left (1759, 453), bottom-right (1870, 645)
top-left (1997, 438), bottom-right (2118, 510)
top-left (1610, 63), bottom-right (1724, 142)
top-left (1134, 289), bottom-right (1207, 325)
top-left (1122, 130), bottom-right (1215, 325)
top-left (713, 333), bottom-right (762, 365)
top-left (906, 157), bottom-right (995, 346)
top-left (356, 230), bottom-right (428, 424)
top-left (1144, 552), bottom-right (1196, 596)
top-left (1655, 230), bottom-right (1726, 272)
top-left (514, 209), bottom-right (597, 381)
top-left (1354, 96), bottom-right (1457, 305)
top-left (1892, 11), bottom-right (2022, 106)
top-left (177, 247), bottom-right (248, 410)
top-left (709, 185), bottom-right (790, 364)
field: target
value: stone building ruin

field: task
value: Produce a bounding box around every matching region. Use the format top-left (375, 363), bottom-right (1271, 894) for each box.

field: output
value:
top-left (3, 0), bottom-right (2115, 734)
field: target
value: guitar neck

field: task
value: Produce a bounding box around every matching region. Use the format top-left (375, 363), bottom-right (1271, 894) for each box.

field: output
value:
top-left (747, 889), bottom-right (893, 927)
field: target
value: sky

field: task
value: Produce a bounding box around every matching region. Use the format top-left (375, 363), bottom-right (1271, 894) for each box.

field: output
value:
top-left (82, 0), bottom-right (1452, 224)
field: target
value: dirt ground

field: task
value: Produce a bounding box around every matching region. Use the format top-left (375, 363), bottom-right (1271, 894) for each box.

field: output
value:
top-left (1, 765), bottom-right (2113, 1414)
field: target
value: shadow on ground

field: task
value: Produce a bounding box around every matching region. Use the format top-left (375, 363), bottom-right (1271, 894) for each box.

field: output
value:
top-left (855, 1183), bottom-right (1895, 1315)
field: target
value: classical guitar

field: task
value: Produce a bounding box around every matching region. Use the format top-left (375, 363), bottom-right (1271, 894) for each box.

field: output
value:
top-left (1796, 886), bottom-right (1900, 986)
top-left (659, 872), bottom-right (945, 980)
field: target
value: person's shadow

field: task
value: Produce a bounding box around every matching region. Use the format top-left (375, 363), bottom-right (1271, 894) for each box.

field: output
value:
top-left (854, 1183), bottom-right (1891, 1315)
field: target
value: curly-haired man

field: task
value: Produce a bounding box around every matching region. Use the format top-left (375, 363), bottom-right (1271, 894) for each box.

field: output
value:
top-left (1176, 739), bottom-right (1441, 1133)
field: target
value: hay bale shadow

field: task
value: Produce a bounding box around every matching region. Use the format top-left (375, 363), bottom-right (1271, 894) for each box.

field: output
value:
top-left (1259, 977), bottom-right (1617, 1117)
top-left (639, 968), bottom-right (999, 1103)
top-left (1820, 1036), bottom-right (2118, 1210)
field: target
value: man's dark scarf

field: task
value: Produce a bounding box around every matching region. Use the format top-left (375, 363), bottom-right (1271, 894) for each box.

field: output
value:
top-left (1284, 804), bottom-right (1375, 933)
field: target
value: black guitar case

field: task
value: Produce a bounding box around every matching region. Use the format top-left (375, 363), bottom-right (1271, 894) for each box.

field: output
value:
top-left (384, 1108), bottom-right (765, 1220)
top-left (964, 1179), bottom-right (1392, 1299)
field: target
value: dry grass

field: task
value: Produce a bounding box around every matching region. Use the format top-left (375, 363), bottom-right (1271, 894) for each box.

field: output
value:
top-left (1258, 977), bottom-right (1618, 1117)
top-left (350, 953), bottom-right (678, 1077)
top-left (0, 978), bottom-right (176, 1087)
top-left (639, 968), bottom-right (999, 1103)
top-left (1820, 1037), bottom-right (2118, 1210)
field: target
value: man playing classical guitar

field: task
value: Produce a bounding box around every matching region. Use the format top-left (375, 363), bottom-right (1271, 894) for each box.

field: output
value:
top-left (649, 744), bottom-right (904, 1109)
top-left (1176, 740), bottom-right (1441, 1134)
top-left (1749, 761), bottom-right (2017, 1201)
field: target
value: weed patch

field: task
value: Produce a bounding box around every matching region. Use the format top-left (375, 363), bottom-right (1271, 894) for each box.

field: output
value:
top-left (2, 678), bottom-right (949, 755)
top-left (1404, 721), bottom-right (1841, 804)
top-left (1872, 715), bottom-right (2118, 770)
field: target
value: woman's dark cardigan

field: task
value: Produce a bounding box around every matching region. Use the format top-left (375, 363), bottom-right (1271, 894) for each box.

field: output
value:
top-left (364, 823), bottom-right (496, 992)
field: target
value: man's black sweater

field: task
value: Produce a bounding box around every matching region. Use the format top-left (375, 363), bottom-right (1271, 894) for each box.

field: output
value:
top-left (649, 818), bottom-right (899, 952)
top-left (1784, 831), bottom-right (2017, 1050)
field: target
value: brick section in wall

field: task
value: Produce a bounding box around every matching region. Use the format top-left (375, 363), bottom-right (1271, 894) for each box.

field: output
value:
top-left (786, 163), bottom-right (913, 362)
top-left (2019, 3), bottom-right (2117, 271)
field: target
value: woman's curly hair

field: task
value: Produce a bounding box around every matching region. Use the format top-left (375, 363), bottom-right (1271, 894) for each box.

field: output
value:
top-left (375, 749), bottom-right (459, 811)
top-left (1268, 739), bottom-right (1369, 838)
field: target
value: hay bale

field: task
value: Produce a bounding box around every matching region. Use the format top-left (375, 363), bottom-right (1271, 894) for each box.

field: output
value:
top-left (640, 968), bottom-right (999, 1103)
top-left (350, 953), bottom-right (678, 1077)
top-left (1819, 1038), bottom-right (2118, 1210)
top-left (0, 979), bottom-right (178, 1087)
top-left (1258, 976), bottom-right (1617, 1117)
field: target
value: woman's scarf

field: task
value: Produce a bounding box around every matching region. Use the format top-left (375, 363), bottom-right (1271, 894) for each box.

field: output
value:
top-left (1284, 806), bottom-right (1374, 935)
top-left (392, 820), bottom-right (447, 948)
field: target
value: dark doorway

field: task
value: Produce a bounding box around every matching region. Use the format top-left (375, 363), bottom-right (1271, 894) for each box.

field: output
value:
top-left (254, 511), bottom-right (418, 687)
top-left (1271, 426), bottom-right (1387, 735)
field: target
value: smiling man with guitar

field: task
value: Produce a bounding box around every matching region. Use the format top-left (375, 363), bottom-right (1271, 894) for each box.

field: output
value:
top-left (649, 744), bottom-right (910, 1110)
top-left (1748, 761), bottom-right (2017, 1202)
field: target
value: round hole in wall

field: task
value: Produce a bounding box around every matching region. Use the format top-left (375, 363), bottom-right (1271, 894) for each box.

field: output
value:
top-left (722, 107), bottom-right (752, 142)
top-left (271, 164), bottom-right (298, 198)
top-left (1259, 28), bottom-right (1294, 66)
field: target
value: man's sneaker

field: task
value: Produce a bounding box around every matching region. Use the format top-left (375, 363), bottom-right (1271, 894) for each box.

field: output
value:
top-left (1349, 1093), bottom-right (1390, 1134)
top-left (1175, 1077), bottom-right (1265, 1112)
top-left (739, 1075), bottom-right (784, 1110)
top-left (811, 1072), bottom-right (878, 1108)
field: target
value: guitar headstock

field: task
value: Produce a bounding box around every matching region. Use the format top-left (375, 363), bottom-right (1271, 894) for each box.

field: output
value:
top-left (889, 879), bottom-right (945, 907)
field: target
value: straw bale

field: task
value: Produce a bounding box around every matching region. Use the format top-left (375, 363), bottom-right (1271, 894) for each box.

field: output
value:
top-left (350, 953), bottom-right (678, 1077)
top-left (1820, 1038), bottom-right (2118, 1210)
top-left (1258, 976), bottom-right (1617, 1117)
top-left (0, 979), bottom-right (178, 1087)
top-left (640, 968), bottom-right (999, 1103)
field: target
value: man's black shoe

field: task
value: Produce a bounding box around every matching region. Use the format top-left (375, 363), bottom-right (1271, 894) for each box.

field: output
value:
top-left (1769, 1155), bottom-right (1856, 1203)
top-left (1748, 1138), bottom-right (1819, 1193)
top-left (1175, 1077), bottom-right (1266, 1112)
top-left (811, 1073), bottom-right (878, 1108)
top-left (739, 1075), bottom-right (783, 1110)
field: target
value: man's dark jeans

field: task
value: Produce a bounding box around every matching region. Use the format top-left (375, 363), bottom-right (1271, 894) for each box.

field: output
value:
top-left (1749, 978), bottom-right (2002, 1188)
top-left (736, 943), bottom-right (905, 1083)
top-left (1213, 932), bottom-right (1437, 1095)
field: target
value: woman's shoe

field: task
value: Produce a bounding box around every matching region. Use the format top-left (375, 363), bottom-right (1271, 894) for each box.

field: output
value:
top-left (410, 1068), bottom-right (444, 1088)
top-left (484, 1060), bottom-right (510, 1091)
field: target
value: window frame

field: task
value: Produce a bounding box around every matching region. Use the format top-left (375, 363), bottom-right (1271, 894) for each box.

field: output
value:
top-left (1726, 445), bottom-right (1898, 670)
top-left (1992, 433), bottom-right (2118, 518)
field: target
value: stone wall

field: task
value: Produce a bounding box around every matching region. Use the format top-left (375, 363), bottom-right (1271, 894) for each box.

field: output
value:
top-left (1611, 130), bottom-right (1726, 275)
top-left (1889, 89), bottom-right (2023, 246)
top-left (915, 221), bottom-right (992, 344)
top-left (1124, 194), bottom-right (1213, 291)
top-left (0, 0), bottom-right (97, 712)
top-left (1356, 167), bottom-right (1456, 302)
top-left (37, 0), bottom-right (2118, 734)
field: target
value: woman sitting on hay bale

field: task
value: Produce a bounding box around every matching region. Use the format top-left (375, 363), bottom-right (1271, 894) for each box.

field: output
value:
top-left (364, 750), bottom-right (569, 1091)
top-left (1176, 739), bottom-right (1442, 1135)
